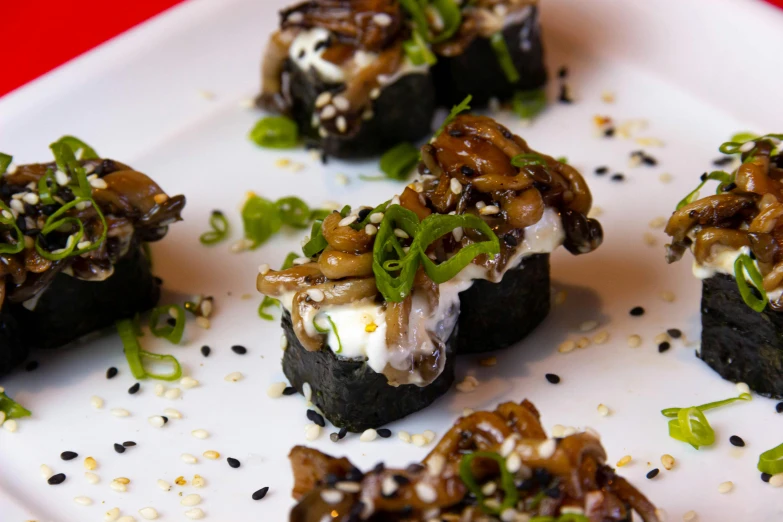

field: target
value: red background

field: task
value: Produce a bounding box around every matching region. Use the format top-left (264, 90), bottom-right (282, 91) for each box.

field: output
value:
top-left (2, 0), bottom-right (782, 98)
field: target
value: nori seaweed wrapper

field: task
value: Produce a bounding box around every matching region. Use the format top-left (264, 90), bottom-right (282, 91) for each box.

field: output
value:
top-left (456, 253), bottom-right (550, 354)
top-left (286, 59), bottom-right (437, 158)
top-left (432, 9), bottom-right (546, 108)
top-left (281, 311), bottom-right (456, 432)
top-left (0, 312), bottom-right (25, 376)
top-left (700, 274), bottom-right (783, 398)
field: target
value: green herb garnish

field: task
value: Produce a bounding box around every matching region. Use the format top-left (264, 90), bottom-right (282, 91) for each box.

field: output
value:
top-left (675, 170), bottom-right (733, 210)
top-left (200, 210), bottom-right (230, 245)
top-left (380, 143), bottom-right (420, 181)
top-left (276, 197), bottom-right (311, 228)
top-left (459, 451), bottom-right (519, 515)
top-left (258, 296), bottom-right (280, 321)
top-left (0, 390), bottom-right (31, 419)
top-left (662, 392), bottom-right (751, 449)
top-left (0, 201), bottom-right (26, 255)
top-left (313, 314), bottom-right (343, 353)
top-left (281, 251), bottom-right (299, 269)
top-left (248, 116), bottom-right (299, 149)
top-left (403, 30), bottom-right (437, 66)
top-left (0, 153), bottom-right (12, 175)
top-left (433, 95), bottom-right (472, 140)
top-left (117, 318), bottom-right (182, 381)
top-left (149, 304), bottom-right (186, 344)
top-left (511, 152), bottom-right (548, 168)
top-left (512, 89), bottom-right (547, 120)
top-left (734, 254), bottom-right (767, 312)
top-left (758, 442), bottom-right (783, 476)
top-left (51, 136), bottom-right (99, 160)
top-left (400, 0), bottom-right (462, 44)
top-left (490, 33), bottom-right (520, 83)
top-left (719, 133), bottom-right (783, 155)
top-left (302, 219), bottom-right (328, 258)
top-left (242, 194), bottom-right (283, 248)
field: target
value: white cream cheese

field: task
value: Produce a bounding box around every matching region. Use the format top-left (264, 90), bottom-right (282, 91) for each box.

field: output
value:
top-left (690, 244), bottom-right (781, 304)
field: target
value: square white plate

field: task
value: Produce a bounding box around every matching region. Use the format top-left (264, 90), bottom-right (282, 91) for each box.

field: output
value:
top-left (1, 0), bottom-right (783, 520)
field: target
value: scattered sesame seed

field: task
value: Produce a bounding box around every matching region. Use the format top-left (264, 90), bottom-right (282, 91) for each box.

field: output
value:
top-left (736, 382), bottom-right (751, 395)
top-left (85, 472), bottom-right (99, 484)
top-left (412, 434), bottom-right (427, 447)
top-left (139, 507), bottom-right (158, 520)
top-left (111, 408), bottom-right (130, 418)
top-left (683, 510), bottom-right (697, 521)
top-left (717, 481), bottom-right (733, 494)
top-left (658, 342), bottom-right (671, 353)
top-left (267, 382), bottom-right (287, 398)
top-left (74, 496), bottom-right (93, 506)
top-left (114, 444), bottom-right (126, 454)
top-left (629, 306), bottom-right (645, 316)
top-left (377, 428), bottom-right (392, 438)
top-left (175, 476), bottom-right (187, 486)
top-left (456, 375), bottom-right (479, 392)
top-left (181, 454), bottom-right (198, 464)
top-left (360, 429), bottom-right (378, 442)
top-left (545, 373), bottom-right (560, 384)
top-left (336, 116), bottom-right (347, 133)
top-left (48, 473), bottom-right (66, 485)
top-left (729, 435), bottom-right (745, 447)
top-left (761, 472), bottom-right (772, 482)
top-left (776, 402), bottom-right (783, 413)
top-left (537, 439), bottom-right (556, 459)
top-left (611, 173), bottom-right (625, 182)
top-left (157, 479), bottom-right (172, 491)
top-left (192, 429), bottom-right (209, 440)
top-left (231, 345), bottom-right (248, 355)
top-left (40, 464), bottom-right (54, 480)
top-left (227, 457), bottom-right (241, 468)
top-left (770, 473), bottom-right (783, 487)
top-left (200, 345), bottom-right (211, 357)
top-left (105, 508), bottom-right (121, 522)
top-left (558, 340), bottom-right (576, 354)
top-left (163, 408), bottom-right (182, 419)
top-left (110, 480), bottom-right (127, 492)
top-left (315, 92), bottom-right (332, 109)
top-left (224, 371), bottom-right (243, 382)
top-left (303, 382), bottom-right (313, 403)
top-left (61, 451), bottom-right (78, 461)
top-left (422, 430), bottom-right (436, 443)
top-left (627, 334), bottom-right (642, 348)
top-left (185, 508), bottom-right (205, 519)
top-left (592, 330), bottom-right (610, 344)
top-left (253, 486), bottom-right (270, 500)
top-left (659, 172), bottom-right (673, 183)
top-left (646, 468), bottom-right (660, 479)
top-left (597, 404), bottom-right (610, 417)
top-left (181, 494), bottom-right (202, 506)
top-left (616, 455), bottom-right (632, 467)
top-left (3, 418), bottom-right (18, 432)
top-left (192, 474), bottom-right (206, 488)
top-left (307, 409), bottom-right (326, 427)
top-left (106, 367), bottom-right (118, 379)
top-left (164, 388), bottom-right (181, 400)
top-left (128, 382), bottom-right (140, 395)
top-left (414, 482), bottom-right (437, 503)
top-left (661, 454), bottom-right (675, 470)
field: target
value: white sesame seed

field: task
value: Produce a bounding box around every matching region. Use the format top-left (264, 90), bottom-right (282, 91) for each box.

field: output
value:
top-left (364, 224), bottom-right (377, 236)
top-left (321, 489), bottom-right (345, 505)
top-left (415, 482), bottom-right (437, 503)
top-left (110, 480), bottom-right (128, 492)
top-left (302, 382), bottom-right (313, 403)
top-left (163, 408), bottom-right (182, 419)
top-left (280, 335), bottom-right (289, 350)
top-left (393, 228), bottom-right (409, 239)
top-left (335, 173), bottom-right (349, 186)
top-left (391, 195), bottom-right (401, 206)
top-left (336, 116), bottom-right (347, 133)
top-left (154, 384), bottom-right (166, 397)
top-left (370, 212), bottom-right (384, 224)
top-left (117, 517), bottom-right (136, 522)
top-left (164, 388), bottom-right (181, 400)
top-left (320, 104), bottom-right (337, 120)
top-left (305, 423), bottom-right (321, 441)
top-left (537, 439), bottom-right (556, 459)
top-left (506, 452), bottom-right (522, 473)
top-left (449, 177), bottom-right (462, 194)
top-left (558, 340), bottom-right (576, 354)
top-left (561, 507), bottom-right (585, 515)
top-left (315, 92), bottom-right (332, 109)
top-left (104, 507), bottom-right (121, 522)
top-left (224, 372), bottom-right (243, 382)
top-left (258, 263), bottom-right (271, 275)
top-left (717, 481), bottom-right (733, 494)
top-left (55, 170), bottom-right (70, 186)
top-left (40, 464), bottom-right (54, 480)
top-left (426, 454), bottom-right (445, 476)
top-left (0, 210), bottom-right (11, 220)
top-left (412, 434), bottom-right (427, 447)
top-left (338, 215), bottom-right (357, 227)
top-left (185, 508), bottom-right (205, 520)
top-left (370, 88), bottom-right (381, 100)
top-left (192, 475), bottom-right (206, 488)
top-left (181, 494), bottom-right (202, 506)
top-left (336, 481), bottom-right (361, 493)
top-left (85, 472), bottom-right (100, 484)
top-left (22, 192), bottom-right (39, 205)
top-left (769, 472), bottom-right (783, 487)
top-left (307, 289), bottom-right (325, 302)
top-left (661, 454), bottom-right (675, 470)
top-left (74, 496), bottom-right (93, 506)
top-left (110, 408), bottom-right (130, 418)
top-left (181, 454), bottom-right (198, 464)
top-left (499, 435), bottom-right (518, 457)
top-left (563, 426), bottom-right (577, 437)
top-left (139, 507), bottom-right (158, 520)
top-left (2, 418), bottom-right (16, 432)
top-left (683, 510), bottom-right (697, 521)
top-left (372, 12), bottom-right (393, 26)
top-left (500, 508), bottom-right (519, 522)
top-left (422, 430), bottom-right (436, 443)
top-left (90, 178), bottom-right (108, 190)
top-left (267, 382), bottom-right (288, 398)
top-left (627, 334), bottom-right (642, 348)
top-left (479, 205), bottom-right (500, 215)
top-left (739, 141), bottom-right (755, 153)
top-left (551, 424), bottom-right (566, 438)
top-left (192, 429), bottom-right (209, 440)
top-left (382, 475), bottom-right (398, 497)
top-left (332, 96), bottom-right (350, 111)
top-left (616, 455), bottom-right (632, 467)
top-left (10, 199), bottom-right (24, 214)
top-left (597, 404), bottom-right (610, 417)
top-left (157, 479), bottom-right (172, 491)
top-left (735, 382), bottom-right (750, 395)
top-left (360, 429), bottom-right (378, 442)
top-left (398, 431), bottom-right (411, 443)
top-left (148, 416), bottom-right (166, 428)
top-left (452, 227), bottom-right (463, 242)
top-left (181, 377), bottom-right (199, 389)
top-left (579, 320), bottom-right (598, 332)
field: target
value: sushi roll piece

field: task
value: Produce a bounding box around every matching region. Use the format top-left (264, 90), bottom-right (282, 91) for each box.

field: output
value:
top-left (0, 139), bottom-right (185, 376)
top-left (257, 113), bottom-right (601, 430)
top-left (664, 134), bottom-right (783, 398)
top-left (288, 399), bottom-right (661, 521)
top-left (257, 0), bottom-right (437, 158)
top-left (406, 0), bottom-right (547, 108)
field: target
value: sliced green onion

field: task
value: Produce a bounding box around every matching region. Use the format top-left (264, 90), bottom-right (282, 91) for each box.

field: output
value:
top-left (372, 205), bottom-right (421, 302)
top-left (459, 451), bottom-right (519, 515)
top-left (117, 318), bottom-right (182, 381)
top-left (661, 392), bottom-right (751, 418)
top-left (490, 32), bottom-right (521, 83)
top-left (313, 314), bottom-right (343, 353)
top-left (149, 305), bottom-right (186, 344)
top-left (668, 407), bottom-right (715, 449)
top-left (281, 251), bottom-right (299, 270)
top-left (730, 131), bottom-right (759, 144)
top-left (276, 197), bottom-right (311, 228)
top-left (339, 205), bottom-right (352, 218)
top-left (418, 213), bottom-right (500, 284)
top-left (0, 201), bottom-right (26, 255)
top-left (199, 210), bottom-right (230, 245)
top-left (675, 170), bottom-right (733, 210)
top-left (242, 194), bottom-right (283, 248)
top-left (433, 95), bottom-right (472, 140)
top-left (758, 442), bottom-right (783, 475)
top-left (35, 197), bottom-right (108, 260)
top-left (358, 174), bottom-right (387, 182)
top-left (380, 142), bottom-right (420, 181)
top-left (0, 390), bottom-right (31, 419)
top-left (400, 0), bottom-right (462, 43)
top-left (38, 169), bottom-right (58, 205)
top-left (511, 152), bottom-right (548, 168)
top-left (302, 219), bottom-right (328, 258)
top-left (248, 116), bottom-right (298, 149)
top-left (719, 133), bottom-right (783, 155)
top-left (403, 29), bottom-right (437, 66)
top-left (51, 136), bottom-right (99, 160)
top-left (310, 208), bottom-right (331, 221)
top-left (556, 156), bottom-right (568, 164)
top-left (258, 296), bottom-right (280, 321)
top-left (512, 89), bottom-right (547, 120)
top-left (734, 254), bottom-right (767, 312)
top-left (0, 153), bottom-right (12, 175)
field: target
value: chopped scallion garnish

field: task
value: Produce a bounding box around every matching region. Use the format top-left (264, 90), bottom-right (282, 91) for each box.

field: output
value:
top-left (758, 442), bottom-right (783, 476)
top-left (276, 197), bottom-right (311, 228)
top-left (403, 30), bottom-right (437, 66)
top-left (0, 200), bottom-right (26, 255)
top-left (248, 116), bottom-right (299, 149)
top-left (511, 152), bottom-right (548, 168)
top-left (242, 194), bottom-right (283, 248)
top-left (312, 314), bottom-right (343, 353)
top-left (675, 170), bottom-right (733, 210)
top-left (490, 32), bottom-right (520, 84)
top-left (149, 304), bottom-right (186, 344)
top-left (0, 390), bottom-right (31, 419)
top-left (512, 89), bottom-right (547, 120)
top-left (400, 0), bottom-right (461, 44)
top-left (734, 254), bottom-right (767, 312)
top-left (117, 318), bottom-right (182, 381)
top-left (661, 392), bottom-right (751, 418)
top-left (433, 95), bottom-right (472, 140)
top-left (719, 133), bottom-right (783, 155)
top-left (302, 219), bottom-right (328, 258)
top-left (662, 392), bottom-right (751, 449)
top-left (0, 153), bottom-right (12, 175)
top-left (258, 296), bottom-right (280, 321)
top-left (459, 451), bottom-right (519, 515)
top-left (51, 136), bottom-right (99, 160)
top-left (380, 143), bottom-right (420, 181)
top-left (199, 210), bottom-right (230, 245)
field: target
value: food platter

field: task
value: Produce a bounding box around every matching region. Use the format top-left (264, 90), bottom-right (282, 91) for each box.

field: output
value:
top-left (1, 0), bottom-right (782, 520)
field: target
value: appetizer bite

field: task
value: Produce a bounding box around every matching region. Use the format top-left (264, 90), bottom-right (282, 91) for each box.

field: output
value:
top-left (257, 113), bottom-right (602, 431)
top-left (0, 138), bottom-right (185, 376)
top-left (288, 400), bottom-right (660, 521)
top-left (257, 0), bottom-right (437, 158)
top-left (664, 134), bottom-right (783, 398)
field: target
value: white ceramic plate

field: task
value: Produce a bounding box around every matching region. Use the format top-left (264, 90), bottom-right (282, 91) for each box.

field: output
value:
top-left (2, 0), bottom-right (783, 520)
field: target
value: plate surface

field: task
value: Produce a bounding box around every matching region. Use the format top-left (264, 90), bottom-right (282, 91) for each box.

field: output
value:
top-left (1, 0), bottom-right (783, 521)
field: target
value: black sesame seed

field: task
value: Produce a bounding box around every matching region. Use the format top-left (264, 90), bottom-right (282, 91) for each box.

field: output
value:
top-left (252, 486), bottom-right (269, 500)
top-left (307, 409), bottom-right (326, 427)
top-left (392, 474), bottom-right (410, 485)
top-left (231, 345), bottom-right (247, 355)
top-left (729, 435), bottom-right (745, 447)
top-left (377, 428), bottom-right (392, 438)
top-left (500, 127), bottom-right (513, 139)
top-left (448, 129), bottom-right (464, 137)
top-left (610, 173), bottom-right (625, 182)
top-left (460, 165), bottom-right (476, 177)
top-left (721, 182), bottom-right (737, 192)
top-left (201, 345), bottom-right (211, 357)
top-left (545, 373), bottom-right (560, 384)
top-left (667, 328), bottom-right (682, 339)
top-left (114, 444), bottom-right (125, 454)
top-left (641, 155), bottom-right (658, 166)
top-left (373, 462), bottom-right (385, 474)
top-left (122, 441), bottom-right (137, 447)
top-left (558, 84), bottom-right (573, 104)
top-left (128, 382), bottom-right (140, 395)
top-left (25, 361), bottom-right (39, 372)
top-left (761, 472), bottom-right (772, 482)
top-left (338, 426), bottom-right (348, 440)
top-left (557, 66), bottom-right (568, 78)
top-left (713, 157), bottom-right (734, 167)
top-left (630, 306), bottom-right (645, 316)
top-left (646, 468), bottom-right (660, 479)
top-left (47, 473), bottom-right (66, 485)
top-left (658, 342), bottom-right (671, 353)
top-left (700, 172), bottom-right (708, 181)
top-left (346, 466), bottom-right (364, 482)
top-left (227, 457), bottom-right (241, 468)
top-left (161, 416), bottom-right (169, 424)
top-left (357, 208), bottom-right (372, 221)
top-left (324, 473), bottom-right (339, 487)
top-left (502, 233), bottom-right (518, 247)
top-left (595, 166), bottom-right (608, 175)
top-left (106, 367), bottom-right (118, 379)
top-left (776, 402), bottom-right (783, 413)
top-left (604, 127), bottom-right (615, 137)
top-left (283, 386), bottom-right (297, 396)
top-left (60, 451), bottom-right (78, 461)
